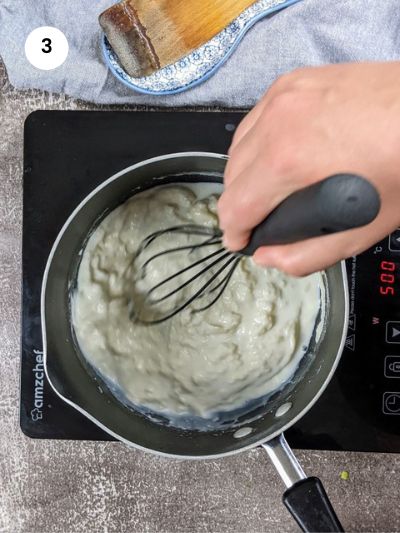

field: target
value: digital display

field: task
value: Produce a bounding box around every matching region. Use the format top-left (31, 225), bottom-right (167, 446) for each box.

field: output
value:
top-left (379, 260), bottom-right (396, 296)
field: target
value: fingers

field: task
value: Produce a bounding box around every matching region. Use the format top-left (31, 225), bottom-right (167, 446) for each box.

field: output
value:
top-left (224, 72), bottom-right (309, 190)
top-left (218, 160), bottom-right (294, 252)
top-left (227, 69), bottom-right (304, 156)
top-left (224, 126), bottom-right (261, 189)
top-left (224, 75), bottom-right (291, 187)
top-left (229, 98), bottom-right (267, 153)
top-left (252, 228), bottom-right (365, 277)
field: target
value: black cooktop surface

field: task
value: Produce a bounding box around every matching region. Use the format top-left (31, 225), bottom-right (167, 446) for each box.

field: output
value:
top-left (21, 110), bottom-right (400, 451)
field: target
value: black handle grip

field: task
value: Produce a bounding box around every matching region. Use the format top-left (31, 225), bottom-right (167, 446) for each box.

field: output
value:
top-left (240, 174), bottom-right (380, 256)
top-left (283, 477), bottom-right (344, 532)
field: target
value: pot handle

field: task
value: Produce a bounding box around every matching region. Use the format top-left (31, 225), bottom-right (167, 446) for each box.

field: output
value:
top-left (262, 435), bottom-right (344, 532)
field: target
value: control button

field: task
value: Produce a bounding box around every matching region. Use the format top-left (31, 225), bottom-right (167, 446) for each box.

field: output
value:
top-left (384, 356), bottom-right (400, 378)
top-left (386, 321), bottom-right (400, 344)
top-left (388, 228), bottom-right (400, 252)
top-left (382, 392), bottom-right (400, 415)
top-left (345, 334), bottom-right (355, 351)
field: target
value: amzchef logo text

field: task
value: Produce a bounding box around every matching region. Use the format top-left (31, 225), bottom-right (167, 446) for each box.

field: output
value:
top-left (31, 349), bottom-right (44, 421)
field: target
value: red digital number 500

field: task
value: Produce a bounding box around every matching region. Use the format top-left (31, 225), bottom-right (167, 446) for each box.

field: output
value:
top-left (380, 261), bottom-right (395, 296)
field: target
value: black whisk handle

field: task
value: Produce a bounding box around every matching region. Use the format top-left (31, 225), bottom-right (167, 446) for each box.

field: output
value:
top-left (239, 173), bottom-right (380, 256)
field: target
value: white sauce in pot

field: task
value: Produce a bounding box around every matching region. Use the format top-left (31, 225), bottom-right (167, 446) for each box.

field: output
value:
top-left (72, 184), bottom-right (323, 420)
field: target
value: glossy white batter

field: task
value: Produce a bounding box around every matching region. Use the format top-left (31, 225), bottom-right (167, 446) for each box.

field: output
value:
top-left (72, 185), bottom-right (323, 419)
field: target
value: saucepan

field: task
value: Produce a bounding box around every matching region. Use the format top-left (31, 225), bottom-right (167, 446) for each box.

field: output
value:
top-left (42, 152), bottom-right (355, 532)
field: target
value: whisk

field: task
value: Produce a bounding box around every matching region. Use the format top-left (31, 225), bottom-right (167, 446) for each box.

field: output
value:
top-left (131, 174), bottom-right (380, 324)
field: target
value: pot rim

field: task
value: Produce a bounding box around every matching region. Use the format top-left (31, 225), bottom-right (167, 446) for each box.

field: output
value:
top-left (41, 151), bottom-right (349, 460)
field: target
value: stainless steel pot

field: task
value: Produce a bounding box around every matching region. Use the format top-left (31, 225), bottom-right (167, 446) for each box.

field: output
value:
top-left (42, 153), bottom-right (349, 532)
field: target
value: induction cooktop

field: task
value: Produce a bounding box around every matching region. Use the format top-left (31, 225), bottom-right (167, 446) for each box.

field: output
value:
top-left (21, 110), bottom-right (400, 451)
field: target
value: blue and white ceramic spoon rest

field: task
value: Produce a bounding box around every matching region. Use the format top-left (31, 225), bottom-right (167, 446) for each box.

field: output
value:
top-left (102, 0), bottom-right (302, 96)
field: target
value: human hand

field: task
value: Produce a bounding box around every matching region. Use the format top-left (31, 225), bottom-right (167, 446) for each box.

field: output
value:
top-left (218, 62), bottom-right (400, 276)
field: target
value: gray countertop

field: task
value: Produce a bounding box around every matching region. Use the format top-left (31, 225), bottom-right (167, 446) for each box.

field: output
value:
top-left (0, 59), bottom-right (399, 533)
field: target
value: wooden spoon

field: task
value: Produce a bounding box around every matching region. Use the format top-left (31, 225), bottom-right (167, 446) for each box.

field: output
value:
top-left (99, 0), bottom-right (257, 78)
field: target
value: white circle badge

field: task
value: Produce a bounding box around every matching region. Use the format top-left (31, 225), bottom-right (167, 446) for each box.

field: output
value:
top-left (25, 27), bottom-right (69, 71)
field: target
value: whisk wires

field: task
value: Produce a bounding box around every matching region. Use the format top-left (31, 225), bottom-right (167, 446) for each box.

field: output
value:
top-left (132, 224), bottom-right (241, 324)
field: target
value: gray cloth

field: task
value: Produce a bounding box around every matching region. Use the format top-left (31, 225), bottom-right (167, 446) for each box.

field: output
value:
top-left (0, 0), bottom-right (399, 107)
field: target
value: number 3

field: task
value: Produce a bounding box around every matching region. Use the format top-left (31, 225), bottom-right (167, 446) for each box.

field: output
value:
top-left (42, 38), bottom-right (52, 54)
